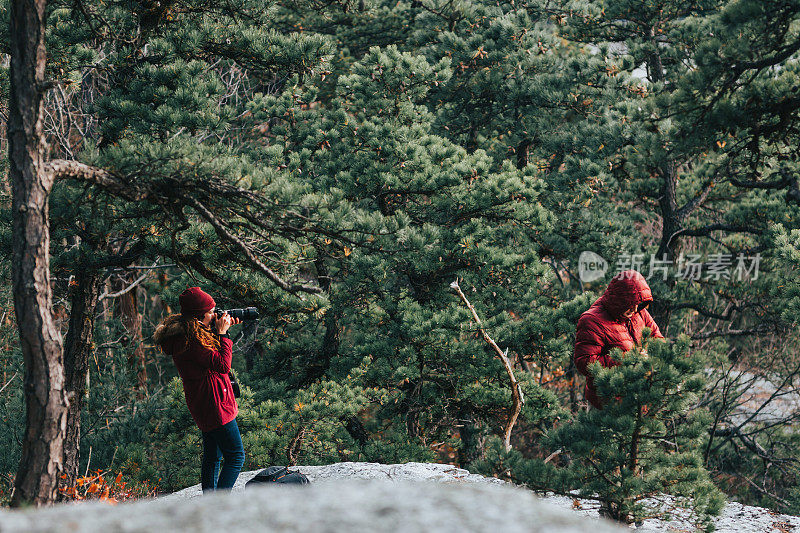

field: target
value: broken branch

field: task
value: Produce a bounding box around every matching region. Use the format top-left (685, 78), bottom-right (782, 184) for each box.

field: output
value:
top-left (450, 279), bottom-right (524, 451)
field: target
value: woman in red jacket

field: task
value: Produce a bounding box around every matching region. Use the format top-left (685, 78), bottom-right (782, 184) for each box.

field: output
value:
top-left (573, 270), bottom-right (664, 409)
top-left (154, 287), bottom-right (243, 492)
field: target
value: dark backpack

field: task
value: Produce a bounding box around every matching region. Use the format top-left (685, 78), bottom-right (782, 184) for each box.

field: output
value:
top-left (228, 370), bottom-right (241, 398)
top-left (245, 466), bottom-right (310, 487)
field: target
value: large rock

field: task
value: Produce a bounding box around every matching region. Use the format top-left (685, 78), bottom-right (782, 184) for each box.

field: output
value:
top-left (172, 462), bottom-right (797, 533)
top-left (0, 476), bottom-right (626, 533)
top-left (544, 493), bottom-right (800, 533)
top-left (166, 461), bottom-right (506, 500)
top-left (2, 461), bottom-right (798, 532)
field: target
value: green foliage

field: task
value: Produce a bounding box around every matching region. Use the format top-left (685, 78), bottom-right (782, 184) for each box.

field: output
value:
top-left (481, 333), bottom-right (725, 529)
top-left (0, 267), bottom-right (22, 486)
top-left (86, 378), bottom-right (200, 493)
top-left (3, 0), bottom-right (800, 517)
top-left (569, 334), bottom-right (724, 528)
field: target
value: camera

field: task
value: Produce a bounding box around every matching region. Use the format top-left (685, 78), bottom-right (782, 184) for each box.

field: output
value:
top-left (216, 307), bottom-right (260, 321)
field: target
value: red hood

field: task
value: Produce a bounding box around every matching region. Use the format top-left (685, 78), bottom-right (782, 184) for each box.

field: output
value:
top-left (153, 315), bottom-right (187, 355)
top-left (598, 270), bottom-right (653, 320)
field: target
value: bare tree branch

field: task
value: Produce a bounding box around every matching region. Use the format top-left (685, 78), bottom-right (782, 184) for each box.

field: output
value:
top-left (98, 262), bottom-right (156, 302)
top-left (450, 279), bottom-right (524, 451)
top-left (43, 159), bottom-right (151, 201)
top-left (0, 372), bottom-right (19, 396)
top-left (691, 325), bottom-right (775, 340)
top-left (672, 302), bottom-right (739, 321)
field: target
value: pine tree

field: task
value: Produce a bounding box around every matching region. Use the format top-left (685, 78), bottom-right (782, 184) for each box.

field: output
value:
top-left (479, 331), bottom-right (725, 529)
top-left (1, 0), bottom-right (351, 503)
top-left (3, 0), bottom-right (800, 514)
top-left (555, 0), bottom-right (800, 508)
top-left (241, 43), bottom-right (563, 464)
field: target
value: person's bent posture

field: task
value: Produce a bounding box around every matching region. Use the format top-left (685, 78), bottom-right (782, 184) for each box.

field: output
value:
top-left (573, 270), bottom-right (664, 409)
top-left (154, 287), bottom-right (243, 492)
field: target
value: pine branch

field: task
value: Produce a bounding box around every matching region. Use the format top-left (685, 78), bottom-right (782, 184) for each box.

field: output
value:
top-left (664, 221), bottom-right (763, 251)
top-left (675, 179), bottom-right (716, 219)
top-left (731, 40), bottom-right (800, 74)
top-left (43, 159), bottom-right (151, 201)
top-left (43, 159), bottom-right (322, 296)
top-left (729, 173), bottom-right (793, 190)
top-left (182, 195), bottom-right (322, 295)
top-left (671, 224), bottom-right (764, 240)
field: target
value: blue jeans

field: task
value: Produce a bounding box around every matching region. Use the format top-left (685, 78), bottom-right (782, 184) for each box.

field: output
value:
top-left (201, 418), bottom-right (245, 492)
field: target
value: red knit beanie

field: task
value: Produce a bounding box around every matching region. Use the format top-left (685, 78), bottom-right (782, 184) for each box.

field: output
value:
top-left (179, 287), bottom-right (216, 318)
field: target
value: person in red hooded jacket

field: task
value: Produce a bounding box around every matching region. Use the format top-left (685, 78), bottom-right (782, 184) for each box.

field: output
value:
top-left (154, 287), bottom-right (243, 492)
top-left (574, 270), bottom-right (664, 409)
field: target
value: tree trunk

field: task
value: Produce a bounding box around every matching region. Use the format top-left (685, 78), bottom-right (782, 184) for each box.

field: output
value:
top-left (114, 272), bottom-right (147, 397)
top-left (9, 0), bottom-right (68, 507)
top-left (299, 255), bottom-right (339, 385)
top-left (457, 413), bottom-right (485, 469)
top-left (62, 268), bottom-right (102, 488)
top-left (567, 362), bottom-right (578, 413)
top-left (340, 415), bottom-right (369, 447)
top-left (241, 319), bottom-right (262, 373)
top-left (516, 139), bottom-right (530, 169)
top-left (648, 37), bottom-right (677, 335)
top-left (627, 404), bottom-right (643, 474)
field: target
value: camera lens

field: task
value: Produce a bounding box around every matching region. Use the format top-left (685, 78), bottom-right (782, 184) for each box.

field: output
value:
top-left (222, 307), bottom-right (259, 321)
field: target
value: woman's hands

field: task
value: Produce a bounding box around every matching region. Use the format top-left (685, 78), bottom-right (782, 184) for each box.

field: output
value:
top-left (215, 312), bottom-right (241, 334)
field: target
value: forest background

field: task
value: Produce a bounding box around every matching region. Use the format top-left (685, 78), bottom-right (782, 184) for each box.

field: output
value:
top-left (1, 0), bottom-right (800, 525)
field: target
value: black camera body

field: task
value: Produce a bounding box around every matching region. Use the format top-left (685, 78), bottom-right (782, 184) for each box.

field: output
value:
top-left (216, 307), bottom-right (260, 321)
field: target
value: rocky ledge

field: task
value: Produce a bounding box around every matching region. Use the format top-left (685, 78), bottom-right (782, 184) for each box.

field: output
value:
top-left (1, 462), bottom-right (798, 533)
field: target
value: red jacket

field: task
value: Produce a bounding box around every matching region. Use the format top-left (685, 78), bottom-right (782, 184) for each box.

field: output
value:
top-left (155, 319), bottom-right (238, 432)
top-left (574, 270), bottom-right (664, 408)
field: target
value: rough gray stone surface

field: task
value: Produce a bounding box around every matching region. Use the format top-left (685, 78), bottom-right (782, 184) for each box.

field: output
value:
top-left (1, 461), bottom-right (798, 532)
top-left (165, 461), bottom-right (506, 500)
top-left (725, 371), bottom-right (800, 426)
top-left (544, 493), bottom-right (800, 533)
top-left (0, 479), bottom-right (625, 533)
